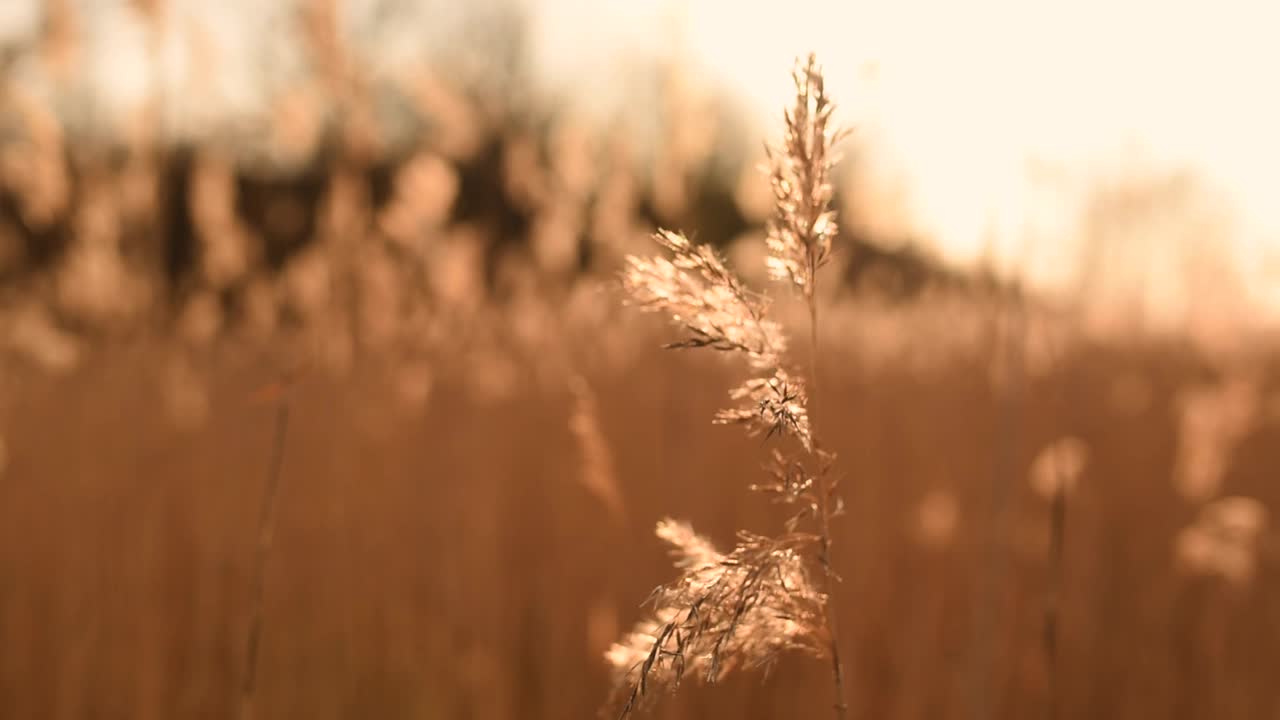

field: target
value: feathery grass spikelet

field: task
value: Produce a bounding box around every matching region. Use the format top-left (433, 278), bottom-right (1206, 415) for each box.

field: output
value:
top-left (606, 520), bottom-right (829, 717)
top-left (623, 229), bottom-right (786, 369)
top-left (715, 370), bottom-right (812, 450)
top-left (608, 53), bottom-right (849, 719)
top-left (764, 53), bottom-right (847, 299)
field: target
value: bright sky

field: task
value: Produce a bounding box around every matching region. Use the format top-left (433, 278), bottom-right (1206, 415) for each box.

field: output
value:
top-left (532, 0), bottom-right (1280, 322)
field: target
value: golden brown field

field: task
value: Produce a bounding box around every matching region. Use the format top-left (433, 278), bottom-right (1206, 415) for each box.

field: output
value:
top-left (2, 3), bottom-right (1279, 718)
top-left (2, 314), bottom-right (1278, 719)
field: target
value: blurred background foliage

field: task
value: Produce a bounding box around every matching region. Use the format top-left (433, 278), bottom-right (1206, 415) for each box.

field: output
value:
top-left (2, 2), bottom-right (1280, 720)
top-left (0, 0), bottom-right (998, 384)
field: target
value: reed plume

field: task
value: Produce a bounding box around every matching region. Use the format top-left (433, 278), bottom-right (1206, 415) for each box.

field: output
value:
top-left (621, 229), bottom-right (811, 448)
top-left (607, 53), bottom-right (848, 719)
top-left (764, 55), bottom-right (844, 301)
top-left (606, 521), bottom-right (829, 717)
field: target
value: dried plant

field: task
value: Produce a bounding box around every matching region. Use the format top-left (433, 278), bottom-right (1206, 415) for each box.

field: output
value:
top-left (1028, 436), bottom-right (1089, 500)
top-left (1176, 495), bottom-right (1270, 586)
top-left (568, 373), bottom-right (626, 524)
top-left (623, 228), bottom-right (787, 369)
top-left (606, 522), bottom-right (829, 717)
top-left (240, 375), bottom-right (296, 720)
top-left (1172, 373), bottom-right (1259, 501)
top-left (607, 54), bottom-right (848, 719)
top-left (764, 57), bottom-right (846, 302)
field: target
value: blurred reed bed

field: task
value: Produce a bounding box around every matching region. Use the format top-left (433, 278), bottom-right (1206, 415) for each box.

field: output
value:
top-left (0, 0), bottom-right (970, 404)
top-left (1, 4), bottom-right (1279, 720)
top-left (3, 316), bottom-right (1280, 719)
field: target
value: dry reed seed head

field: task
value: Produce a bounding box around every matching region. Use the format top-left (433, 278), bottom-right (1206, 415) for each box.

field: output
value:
top-left (607, 522), bottom-right (830, 717)
top-left (622, 230), bottom-right (786, 369)
top-left (1029, 436), bottom-right (1090, 500)
top-left (764, 54), bottom-right (846, 297)
top-left (1172, 376), bottom-right (1260, 501)
top-left (1176, 496), bottom-right (1270, 585)
top-left (754, 449), bottom-right (830, 533)
top-left (608, 55), bottom-right (847, 719)
top-left (568, 374), bottom-right (626, 524)
top-left (656, 518), bottom-right (723, 570)
top-left (914, 489), bottom-right (959, 549)
top-left (757, 448), bottom-right (816, 501)
top-left (715, 370), bottom-right (813, 450)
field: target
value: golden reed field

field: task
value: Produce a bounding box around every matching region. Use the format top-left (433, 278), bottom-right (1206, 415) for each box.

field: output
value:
top-left (1, 3), bottom-right (1279, 719)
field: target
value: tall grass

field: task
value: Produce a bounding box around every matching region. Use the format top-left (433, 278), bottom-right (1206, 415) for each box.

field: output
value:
top-left (606, 54), bottom-right (850, 719)
top-left (1, 10), bottom-right (1278, 720)
top-left (239, 379), bottom-right (294, 720)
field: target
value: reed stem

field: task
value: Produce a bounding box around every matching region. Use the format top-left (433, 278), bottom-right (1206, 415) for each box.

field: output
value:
top-left (809, 289), bottom-right (848, 720)
top-left (239, 399), bottom-right (291, 720)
